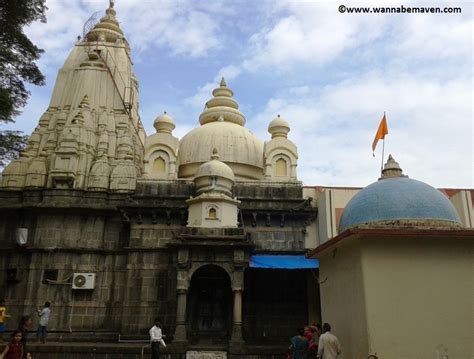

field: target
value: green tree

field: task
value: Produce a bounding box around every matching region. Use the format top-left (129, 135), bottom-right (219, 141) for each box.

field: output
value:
top-left (0, 0), bottom-right (47, 166)
top-left (0, 130), bottom-right (28, 167)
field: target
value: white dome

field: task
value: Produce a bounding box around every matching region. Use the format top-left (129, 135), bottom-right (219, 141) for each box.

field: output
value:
top-left (178, 79), bottom-right (264, 180)
top-left (194, 149), bottom-right (235, 196)
top-left (178, 121), bottom-right (264, 180)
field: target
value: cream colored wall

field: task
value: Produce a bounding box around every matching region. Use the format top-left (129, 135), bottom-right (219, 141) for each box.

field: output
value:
top-left (315, 188), bottom-right (360, 244)
top-left (306, 270), bottom-right (321, 325)
top-left (319, 239), bottom-right (369, 359)
top-left (449, 190), bottom-right (474, 228)
top-left (187, 198), bottom-right (239, 228)
top-left (361, 237), bottom-right (474, 359)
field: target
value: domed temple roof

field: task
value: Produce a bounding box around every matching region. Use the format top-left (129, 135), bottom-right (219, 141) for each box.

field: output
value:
top-left (194, 149), bottom-right (235, 196)
top-left (178, 79), bottom-right (264, 180)
top-left (195, 148), bottom-right (235, 182)
top-left (339, 155), bottom-right (462, 232)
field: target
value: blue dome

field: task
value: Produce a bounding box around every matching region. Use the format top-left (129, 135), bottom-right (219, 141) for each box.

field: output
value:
top-left (339, 177), bottom-right (462, 232)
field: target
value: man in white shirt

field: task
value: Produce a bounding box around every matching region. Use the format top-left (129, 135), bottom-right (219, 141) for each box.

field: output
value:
top-left (317, 322), bottom-right (341, 359)
top-left (149, 317), bottom-right (166, 359)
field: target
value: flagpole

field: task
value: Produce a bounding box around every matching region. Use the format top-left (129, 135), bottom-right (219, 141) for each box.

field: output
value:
top-left (380, 138), bottom-right (385, 176)
top-left (380, 111), bottom-right (386, 176)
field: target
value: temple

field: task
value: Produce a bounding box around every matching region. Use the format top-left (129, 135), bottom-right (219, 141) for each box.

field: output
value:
top-left (0, 3), bottom-right (472, 359)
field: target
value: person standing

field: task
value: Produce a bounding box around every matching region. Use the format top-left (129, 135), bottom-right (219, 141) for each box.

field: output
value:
top-left (36, 302), bottom-right (51, 344)
top-left (317, 323), bottom-right (341, 359)
top-left (149, 318), bottom-right (166, 359)
top-left (17, 316), bottom-right (32, 359)
top-left (290, 328), bottom-right (309, 359)
top-left (0, 300), bottom-right (11, 342)
top-left (308, 323), bottom-right (322, 358)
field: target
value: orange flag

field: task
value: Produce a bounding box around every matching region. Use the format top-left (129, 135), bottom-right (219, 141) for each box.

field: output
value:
top-left (372, 113), bottom-right (388, 156)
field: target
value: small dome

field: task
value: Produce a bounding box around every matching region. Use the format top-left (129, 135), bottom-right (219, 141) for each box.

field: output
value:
top-left (194, 149), bottom-right (235, 196)
top-left (339, 157), bottom-right (462, 232)
top-left (195, 149), bottom-right (235, 181)
top-left (268, 114), bottom-right (290, 138)
top-left (153, 112), bottom-right (175, 133)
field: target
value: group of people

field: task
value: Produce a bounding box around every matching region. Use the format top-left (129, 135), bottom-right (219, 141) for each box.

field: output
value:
top-left (2, 303), bottom-right (339, 359)
top-left (0, 300), bottom-right (51, 359)
top-left (289, 322), bottom-right (341, 359)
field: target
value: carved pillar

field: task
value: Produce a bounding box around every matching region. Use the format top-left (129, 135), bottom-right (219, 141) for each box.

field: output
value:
top-left (174, 288), bottom-right (188, 342)
top-left (230, 267), bottom-right (244, 347)
top-left (174, 249), bottom-right (189, 343)
top-left (291, 163), bottom-right (297, 180)
top-left (230, 289), bottom-right (243, 343)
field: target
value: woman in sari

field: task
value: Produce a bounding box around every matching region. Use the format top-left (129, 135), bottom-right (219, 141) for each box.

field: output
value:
top-left (289, 328), bottom-right (308, 359)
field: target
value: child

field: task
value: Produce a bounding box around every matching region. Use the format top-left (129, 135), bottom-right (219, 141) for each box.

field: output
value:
top-left (36, 302), bottom-right (51, 344)
top-left (0, 330), bottom-right (23, 359)
top-left (0, 300), bottom-right (11, 342)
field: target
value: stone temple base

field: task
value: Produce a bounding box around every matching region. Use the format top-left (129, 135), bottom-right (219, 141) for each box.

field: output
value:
top-left (186, 351), bottom-right (227, 359)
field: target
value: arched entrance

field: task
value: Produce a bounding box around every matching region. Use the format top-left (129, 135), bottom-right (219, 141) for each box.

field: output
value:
top-left (187, 264), bottom-right (232, 344)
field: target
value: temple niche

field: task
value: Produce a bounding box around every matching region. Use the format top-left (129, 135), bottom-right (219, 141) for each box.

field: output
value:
top-left (264, 115), bottom-right (298, 182)
top-left (0, 2), bottom-right (473, 359)
top-left (143, 112), bottom-right (179, 180)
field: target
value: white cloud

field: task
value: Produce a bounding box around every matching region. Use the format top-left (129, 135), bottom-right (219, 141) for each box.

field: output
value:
top-left (395, 11), bottom-right (472, 61)
top-left (241, 1), bottom-right (387, 71)
top-left (25, 0), bottom-right (226, 74)
top-left (119, 0), bottom-right (222, 58)
top-left (252, 72), bottom-right (472, 188)
top-left (184, 82), bottom-right (215, 112)
top-left (25, 0), bottom-right (93, 73)
top-left (217, 65), bottom-right (242, 81)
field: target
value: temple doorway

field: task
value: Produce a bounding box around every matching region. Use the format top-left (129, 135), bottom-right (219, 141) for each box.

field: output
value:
top-left (187, 264), bottom-right (232, 344)
top-left (243, 268), bottom-right (310, 343)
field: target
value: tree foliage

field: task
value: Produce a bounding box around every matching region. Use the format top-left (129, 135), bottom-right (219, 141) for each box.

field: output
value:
top-left (0, 0), bottom-right (47, 122)
top-left (0, 130), bottom-right (28, 167)
top-left (0, 0), bottom-right (47, 167)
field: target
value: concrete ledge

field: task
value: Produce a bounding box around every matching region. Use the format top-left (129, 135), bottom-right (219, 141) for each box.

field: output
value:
top-left (22, 341), bottom-right (288, 359)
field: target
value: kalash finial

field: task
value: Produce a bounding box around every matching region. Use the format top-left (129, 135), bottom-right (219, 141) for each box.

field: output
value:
top-left (211, 148), bottom-right (219, 160)
top-left (105, 0), bottom-right (116, 16)
top-left (220, 77), bottom-right (227, 87)
top-left (381, 154), bottom-right (406, 179)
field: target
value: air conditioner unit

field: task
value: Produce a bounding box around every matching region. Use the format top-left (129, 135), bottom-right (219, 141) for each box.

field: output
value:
top-left (72, 273), bottom-right (96, 290)
top-left (16, 228), bottom-right (28, 245)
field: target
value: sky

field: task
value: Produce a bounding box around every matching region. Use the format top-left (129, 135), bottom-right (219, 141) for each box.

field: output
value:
top-left (4, 0), bottom-right (473, 188)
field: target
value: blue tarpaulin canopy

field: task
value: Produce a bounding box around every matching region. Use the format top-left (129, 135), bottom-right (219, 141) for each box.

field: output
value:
top-left (249, 255), bottom-right (319, 269)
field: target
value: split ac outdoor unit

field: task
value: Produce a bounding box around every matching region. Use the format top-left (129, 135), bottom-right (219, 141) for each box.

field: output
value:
top-left (72, 273), bottom-right (96, 290)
